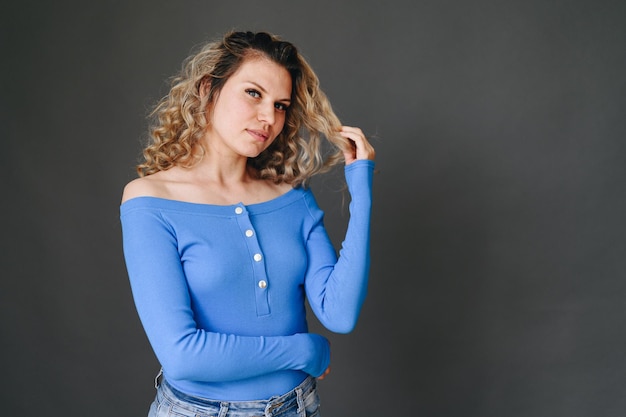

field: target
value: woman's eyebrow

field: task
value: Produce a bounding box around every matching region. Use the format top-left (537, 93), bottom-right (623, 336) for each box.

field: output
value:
top-left (247, 81), bottom-right (291, 103)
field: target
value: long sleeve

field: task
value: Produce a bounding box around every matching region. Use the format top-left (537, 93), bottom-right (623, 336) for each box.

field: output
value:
top-left (304, 159), bottom-right (375, 333)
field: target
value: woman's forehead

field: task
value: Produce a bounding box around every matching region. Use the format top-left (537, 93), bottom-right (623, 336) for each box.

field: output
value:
top-left (231, 57), bottom-right (292, 95)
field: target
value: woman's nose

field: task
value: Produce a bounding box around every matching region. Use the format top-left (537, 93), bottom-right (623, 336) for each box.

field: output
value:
top-left (257, 103), bottom-right (275, 125)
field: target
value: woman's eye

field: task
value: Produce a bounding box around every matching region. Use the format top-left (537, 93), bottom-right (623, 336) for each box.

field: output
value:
top-left (275, 102), bottom-right (289, 111)
top-left (246, 89), bottom-right (261, 98)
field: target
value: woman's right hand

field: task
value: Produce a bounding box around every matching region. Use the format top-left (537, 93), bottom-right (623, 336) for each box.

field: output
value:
top-left (317, 366), bottom-right (331, 380)
top-left (300, 333), bottom-right (331, 378)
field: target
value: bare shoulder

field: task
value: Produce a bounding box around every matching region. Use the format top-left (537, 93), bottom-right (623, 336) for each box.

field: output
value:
top-left (121, 172), bottom-right (170, 204)
top-left (278, 182), bottom-right (294, 195)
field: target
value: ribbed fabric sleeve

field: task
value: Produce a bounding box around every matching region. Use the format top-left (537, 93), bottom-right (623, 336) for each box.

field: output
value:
top-left (304, 160), bottom-right (374, 333)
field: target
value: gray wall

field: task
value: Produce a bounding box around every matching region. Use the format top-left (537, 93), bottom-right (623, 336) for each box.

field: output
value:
top-left (2, 1), bottom-right (625, 416)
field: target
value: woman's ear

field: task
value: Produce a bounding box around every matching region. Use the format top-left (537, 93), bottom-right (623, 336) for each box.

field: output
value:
top-left (199, 77), bottom-right (211, 100)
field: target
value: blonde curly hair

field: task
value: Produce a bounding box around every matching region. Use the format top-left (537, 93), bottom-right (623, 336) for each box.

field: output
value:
top-left (137, 30), bottom-right (348, 187)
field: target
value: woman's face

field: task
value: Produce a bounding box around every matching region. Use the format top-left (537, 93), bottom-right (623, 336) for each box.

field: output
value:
top-left (204, 56), bottom-right (292, 159)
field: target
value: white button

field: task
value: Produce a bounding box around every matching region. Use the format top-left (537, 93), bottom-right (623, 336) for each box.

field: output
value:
top-left (245, 229), bottom-right (254, 237)
top-left (253, 253), bottom-right (262, 262)
top-left (235, 207), bottom-right (243, 214)
top-left (258, 280), bottom-right (267, 289)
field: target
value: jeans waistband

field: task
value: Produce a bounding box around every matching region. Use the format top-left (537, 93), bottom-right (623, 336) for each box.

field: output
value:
top-left (156, 370), bottom-right (316, 415)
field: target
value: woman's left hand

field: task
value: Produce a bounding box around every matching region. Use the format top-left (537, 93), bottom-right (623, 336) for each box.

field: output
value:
top-left (340, 126), bottom-right (376, 165)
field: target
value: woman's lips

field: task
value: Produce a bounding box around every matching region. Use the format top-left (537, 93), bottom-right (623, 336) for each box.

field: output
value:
top-left (247, 129), bottom-right (269, 142)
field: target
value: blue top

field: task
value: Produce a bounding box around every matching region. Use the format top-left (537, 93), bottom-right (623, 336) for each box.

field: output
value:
top-left (120, 160), bottom-right (374, 401)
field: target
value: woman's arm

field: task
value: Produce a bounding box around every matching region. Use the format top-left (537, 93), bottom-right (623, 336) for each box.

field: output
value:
top-left (305, 126), bottom-right (376, 333)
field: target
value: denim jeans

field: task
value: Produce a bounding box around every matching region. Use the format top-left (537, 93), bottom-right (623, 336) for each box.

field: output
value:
top-left (147, 371), bottom-right (321, 417)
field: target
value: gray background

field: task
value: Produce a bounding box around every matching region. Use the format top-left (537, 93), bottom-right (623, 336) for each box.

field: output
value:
top-left (2, 1), bottom-right (625, 416)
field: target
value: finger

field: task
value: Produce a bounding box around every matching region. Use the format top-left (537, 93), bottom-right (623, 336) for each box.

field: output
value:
top-left (317, 366), bottom-right (331, 380)
top-left (339, 126), bottom-right (375, 162)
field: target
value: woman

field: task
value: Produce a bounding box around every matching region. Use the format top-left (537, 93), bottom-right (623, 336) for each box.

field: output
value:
top-left (121, 30), bottom-right (375, 417)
